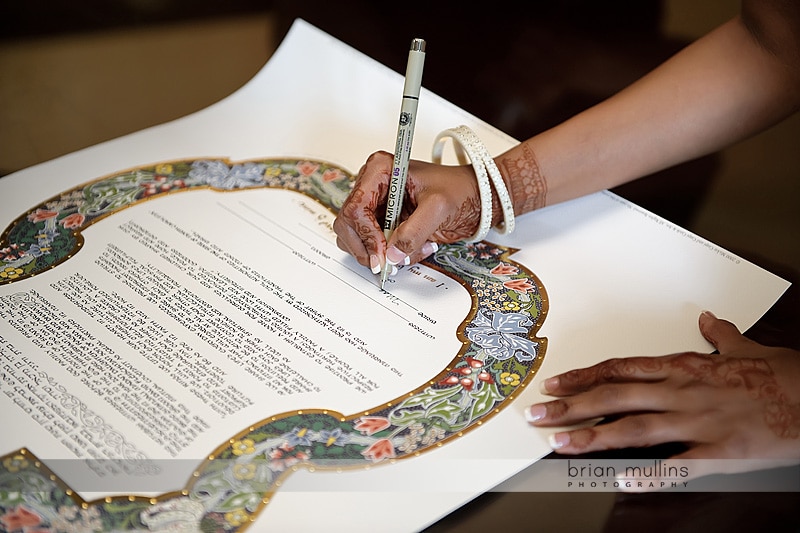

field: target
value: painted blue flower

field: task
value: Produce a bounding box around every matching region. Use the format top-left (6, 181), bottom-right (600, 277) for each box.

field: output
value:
top-left (318, 428), bottom-right (349, 447)
top-left (226, 163), bottom-right (267, 187)
top-left (284, 427), bottom-right (313, 447)
top-left (466, 308), bottom-right (538, 362)
top-left (27, 245), bottom-right (50, 257)
top-left (36, 227), bottom-right (59, 243)
top-left (189, 160), bottom-right (228, 186)
top-left (189, 160), bottom-right (266, 189)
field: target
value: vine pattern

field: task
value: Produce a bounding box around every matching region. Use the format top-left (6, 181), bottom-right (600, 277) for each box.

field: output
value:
top-left (0, 158), bottom-right (547, 531)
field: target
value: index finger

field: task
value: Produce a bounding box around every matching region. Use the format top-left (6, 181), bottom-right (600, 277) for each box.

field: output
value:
top-left (540, 355), bottom-right (683, 396)
top-left (333, 151), bottom-right (393, 267)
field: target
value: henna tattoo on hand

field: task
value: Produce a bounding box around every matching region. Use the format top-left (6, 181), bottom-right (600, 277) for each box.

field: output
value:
top-left (337, 184), bottom-right (386, 260)
top-left (670, 355), bottom-right (800, 440)
top-left (434, 195), bottom-right (482, 242)
top-left (555, 353), bottom-right (799, 453)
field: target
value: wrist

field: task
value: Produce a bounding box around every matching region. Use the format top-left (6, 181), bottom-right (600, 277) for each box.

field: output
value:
top-left (490, 184), bottom-right (504, 228)
top-left (495, 141), bottom-right (548, 216)
top-left (432, 125), bottom-right (516, 241)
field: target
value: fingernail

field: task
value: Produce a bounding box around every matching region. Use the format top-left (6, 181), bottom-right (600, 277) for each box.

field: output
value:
top-left (539, 376), bottom-right (558, 394)
top-left (701, 310), bottom-right (717, 319)
top-left (548, 432), bottom-right (569, 450)
top-left (420, 241), bottom-right (439, 257)
top-left (525, 404), bottom-right (546, 423)
top-left (387, 264), bottom-right (398, 277)
top-left (386, 245), bottom-right (409, 266)
top-left (369, 254), bottom-right (381, 274)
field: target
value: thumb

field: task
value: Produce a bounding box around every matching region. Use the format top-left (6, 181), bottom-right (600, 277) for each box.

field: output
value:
top-left (698, 310), bottom-right (754, 354)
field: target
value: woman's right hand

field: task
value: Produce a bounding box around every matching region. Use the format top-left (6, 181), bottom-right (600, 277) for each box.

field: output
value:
top-left (333, 150), bottom-right (484, 273)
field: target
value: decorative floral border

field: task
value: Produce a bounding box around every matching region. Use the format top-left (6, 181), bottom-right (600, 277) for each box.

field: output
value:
top-left (0, 158), bottom-right (547, 532)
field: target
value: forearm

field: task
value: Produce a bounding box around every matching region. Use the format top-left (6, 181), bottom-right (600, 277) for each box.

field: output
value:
top-left (495, 10), bottom-right (800, 218)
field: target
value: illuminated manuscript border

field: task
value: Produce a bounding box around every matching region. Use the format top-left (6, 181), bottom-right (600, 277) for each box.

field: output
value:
top-left (0, 158), bottom-right (547, 532)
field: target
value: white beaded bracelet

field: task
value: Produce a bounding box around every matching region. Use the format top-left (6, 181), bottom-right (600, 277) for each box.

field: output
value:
top-left (451, 125), bottom-right (515, 235)
top-left (431, 125), bottom-right (515, 242)
top-left (432, 128), bottom-right (493, 242)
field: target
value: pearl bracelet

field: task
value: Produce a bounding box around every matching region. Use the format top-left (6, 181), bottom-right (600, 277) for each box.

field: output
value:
top-left (431, 125), bottom-right (515, 242)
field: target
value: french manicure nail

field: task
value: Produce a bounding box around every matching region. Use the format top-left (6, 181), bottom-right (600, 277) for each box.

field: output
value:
top-left (525, 404), bottom-right (546, 423)
top-left (386, 245), bottom-right (408, 266)
top-left (548, 432), bottom-right (569, 450)
top-left (370, 254), bottom-right (381, 274)
top-left (420, 241), bottom-right (439, 257)
top-left (539, 376), bottom-right (559, 394)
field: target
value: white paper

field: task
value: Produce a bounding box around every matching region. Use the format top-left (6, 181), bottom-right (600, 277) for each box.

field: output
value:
top-left (0, 19), bottom-right (789, 533)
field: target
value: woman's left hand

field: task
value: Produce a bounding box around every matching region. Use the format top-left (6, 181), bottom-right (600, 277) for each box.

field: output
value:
top-left (526, 311), bottom-right (800, 479)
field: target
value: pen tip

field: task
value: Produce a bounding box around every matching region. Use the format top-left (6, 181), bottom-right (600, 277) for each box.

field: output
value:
top-left (379, 265), bottom-right (388, 290)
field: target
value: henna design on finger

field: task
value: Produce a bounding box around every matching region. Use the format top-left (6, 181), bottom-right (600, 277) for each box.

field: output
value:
top-left (560, 357), bottom-right (666, 390)
top-left (339, 188), bottom-right (369, 221)
top-left (340, 185), bottom-right (387, 242)
top-left (546, 399), bottom-right (570, 420)
top-left (356, 222), bottom-right (379, 251)
top-left (567, 428), bottom-right (598, 450)
top-left (597, 358), bottom-right (661, 381)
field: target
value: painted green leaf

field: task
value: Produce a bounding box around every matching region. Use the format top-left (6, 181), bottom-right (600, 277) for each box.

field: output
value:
top-left (389, 408), bottom-right (426, 426)
top-left (426, 400), bottom-right (465, 425)
top-left (397, 385), bottom-right (461, 409)
top-left (468, 383), bottom-right (504, 421)
top-left (215, 490), bottom-right (263, 513)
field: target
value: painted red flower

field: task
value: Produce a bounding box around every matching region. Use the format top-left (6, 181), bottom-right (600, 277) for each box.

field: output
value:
top-left (60, 213), bottom-right (86, 229)
top-left (354, 416), bottom-right (391, 436)
top-left (503, 278), bottom-right (535, 294)
top-left (477, 371), bottom-right (495, 384)
top-left (27, 209), bottom-right (58, 223)
top-left (296, 161), bottom-right (320, 176)
top-left (268, 443), bottom-right (310, 471)
top-left (439, 372), bottom-right (478, 390)
top-left (0, 244), bottom-right (24, 261)
top-left (465, 357), bottom-right (484, 368)
top-left (490, 263), bottom-right (518, 276)
top-left (438, 375), bottom-right (459, 386)
top-left (141, 184), bottom-right (158, 197)
top-left (0, 505), bottom-right (43, 530)
top-left (361, 438), bottom-right (396, 461)
top-left (322, 169), bottom-right (342, 182)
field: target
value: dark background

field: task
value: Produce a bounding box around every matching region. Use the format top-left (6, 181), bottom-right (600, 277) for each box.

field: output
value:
top-left (2, 2), bottom-right (798, 530)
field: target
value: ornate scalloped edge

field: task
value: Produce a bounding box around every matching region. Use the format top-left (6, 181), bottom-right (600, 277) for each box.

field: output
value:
top-left (0, 158), bottom-right (547, 532)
